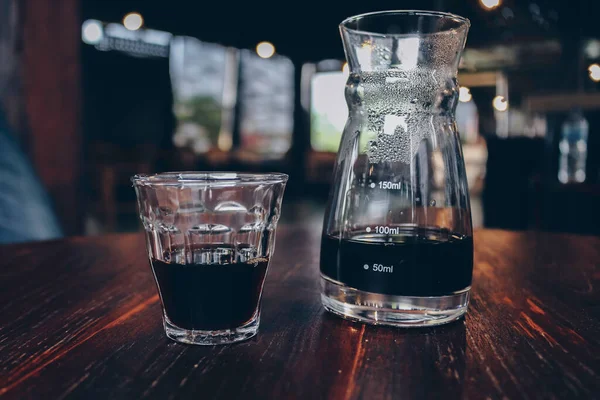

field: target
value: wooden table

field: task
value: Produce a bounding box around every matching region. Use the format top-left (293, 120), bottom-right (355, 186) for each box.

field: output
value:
top-left (0, 227), bottom-right (599, 399)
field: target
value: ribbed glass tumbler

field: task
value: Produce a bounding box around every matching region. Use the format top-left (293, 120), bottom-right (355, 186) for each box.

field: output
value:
top-left (132, 172), bottom-right (288, 345)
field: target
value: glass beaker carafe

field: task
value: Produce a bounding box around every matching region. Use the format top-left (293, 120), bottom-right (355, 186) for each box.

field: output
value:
top-left (320, 11), bottom-right (473, 327)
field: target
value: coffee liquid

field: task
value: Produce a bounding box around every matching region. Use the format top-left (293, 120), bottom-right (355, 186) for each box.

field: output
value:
top-left (151, 245), bottom-right (268, 331)
top-left (320, 231), bottom-right (472, 296)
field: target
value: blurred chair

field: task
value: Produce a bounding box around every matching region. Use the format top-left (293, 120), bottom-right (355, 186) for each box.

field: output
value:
top-left (0, 109), bottom-right (63, 244)
top-left (87, 142), bottom-right (156, 232)
top-left (482, 136), bottom-right (545, 230)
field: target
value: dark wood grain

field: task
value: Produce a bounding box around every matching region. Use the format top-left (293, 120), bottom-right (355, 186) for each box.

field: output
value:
top-left (0, 227), bottom-right (599, 399)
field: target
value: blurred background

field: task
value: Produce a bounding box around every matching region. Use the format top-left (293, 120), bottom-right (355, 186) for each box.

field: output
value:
top-left (0, 0), bottom-right (599, 243)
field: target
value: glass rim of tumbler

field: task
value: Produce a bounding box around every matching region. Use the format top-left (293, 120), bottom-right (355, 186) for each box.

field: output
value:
top-left (131, 171), bottom-right (289, 187)
top-left (340, 10), bottom-right (470, 38)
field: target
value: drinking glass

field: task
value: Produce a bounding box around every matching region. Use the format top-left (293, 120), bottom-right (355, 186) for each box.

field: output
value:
top-left (132, 172), bottom-right (288, 345)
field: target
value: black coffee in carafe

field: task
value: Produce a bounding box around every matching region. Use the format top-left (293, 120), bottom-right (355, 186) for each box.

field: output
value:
top-left (320, 229), bottom-right (473, 297)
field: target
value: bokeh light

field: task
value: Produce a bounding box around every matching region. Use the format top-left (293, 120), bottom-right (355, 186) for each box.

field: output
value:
top-left (459, 86), bottom-right (472, 102)
top-left (256, 42), bottom-right (275, 59)
top-left (493, 95), bottom-right (508, 112)
top-left (82, 20), bottom-right (103, 44)
top-left (123, 12), bottom-right (143, 31)
top-left (588, 63), bottom-right (600, 82)
top-left (480, 0), bottom-right (501, 10)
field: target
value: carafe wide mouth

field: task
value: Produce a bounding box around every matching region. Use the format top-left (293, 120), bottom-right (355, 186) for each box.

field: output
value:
top-left (340, 10), bottom-right (470, 37)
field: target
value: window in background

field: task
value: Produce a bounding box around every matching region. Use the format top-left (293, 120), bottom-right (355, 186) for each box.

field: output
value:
top-left (170, 37), bottom-right (237, 154)
top-left (456, 99), bottom-right (480, 144)
top-left (310, 71), bottom-right (348, 153)
top-left (238, 50), bottom-right (294, 159)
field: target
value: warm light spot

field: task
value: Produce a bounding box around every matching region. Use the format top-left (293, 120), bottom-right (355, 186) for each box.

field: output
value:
top-left (589, 63), bottom-right (600, 82)
top-left (459, 86), bottom-right (472, 102)
top-left (82, 20), bottom-right (103, 44)
top-left (123, 12), bottom-right (143, 31)
top-left (342, 62), bottom-right (349, 75)
top-left (256, 41), bottom-right (275, 59)
top-left (480, 0), bottom-right (501, 10)
top-left (493, 95), bottom-right (508, 112)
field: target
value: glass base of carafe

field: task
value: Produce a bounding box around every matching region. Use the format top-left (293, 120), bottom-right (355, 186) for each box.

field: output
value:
top-left (321, 278), bottom-right (469, 328)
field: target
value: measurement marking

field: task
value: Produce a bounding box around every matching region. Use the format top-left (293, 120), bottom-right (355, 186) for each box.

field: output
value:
top-left (373, 264), bottom-right (394, 273)
top-left (370, 183), bottom-right (376, 189)
top-left (363, 263), bottom-right (393, 273)
top-left (375, 226), bottom-right (400, 235)
top-left (365, 227), bottom-right (371, 233)
top-left (378, 181), bottom-right (401, 190)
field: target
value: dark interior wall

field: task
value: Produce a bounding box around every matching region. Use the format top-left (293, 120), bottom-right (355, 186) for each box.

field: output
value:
top-left (82, 48), bottom-right (174, 149)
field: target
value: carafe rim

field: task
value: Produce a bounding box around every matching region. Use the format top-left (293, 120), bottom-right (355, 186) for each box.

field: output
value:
top-left (340, 10), bottom-right (470, 38)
